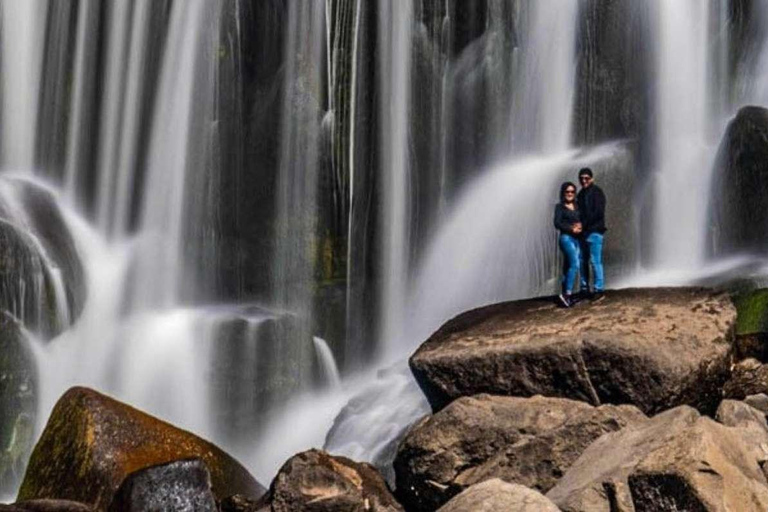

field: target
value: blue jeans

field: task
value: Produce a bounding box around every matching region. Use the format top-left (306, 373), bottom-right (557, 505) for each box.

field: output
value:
top-left (580, 232), bottom-right (604, 292)
top-left (559, 234), bottom-right (580, 294)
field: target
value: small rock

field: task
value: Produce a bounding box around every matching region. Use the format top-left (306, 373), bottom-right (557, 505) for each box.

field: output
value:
top-left (436, 479), bottom-right (561, 512)
top-left (745, 393), bottom-right (768, 416)
top-left (17, 387), bottom-right (264, 510)
top-left (394, 394), bottom-right (645, 512)
top-left (108, 458), bottom-right (216, 512)
top-left (724, 358), bottom-right (768, 399)
top-left (0, 501), bottom-right (92, 512)
top-left (219, 494), bottom-right (267, 512)
top-left (410, 288), bottom-right (734, 415)
top-left (265, 449), bottom-right (403, 512)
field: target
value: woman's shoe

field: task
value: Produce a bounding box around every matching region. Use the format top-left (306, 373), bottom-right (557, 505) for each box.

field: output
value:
top-left (557, 294), bottom-right (572, 308)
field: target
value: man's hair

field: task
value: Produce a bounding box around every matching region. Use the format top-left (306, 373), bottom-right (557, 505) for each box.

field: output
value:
top-left (578, 167), bottom-right (593, 178)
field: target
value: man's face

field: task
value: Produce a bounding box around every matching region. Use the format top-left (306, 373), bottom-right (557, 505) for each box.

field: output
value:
top-left (579, 174), bottom-right (593, 188)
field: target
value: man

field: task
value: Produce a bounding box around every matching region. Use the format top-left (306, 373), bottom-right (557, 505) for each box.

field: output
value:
top-left (576, 167), bottom-right (606, 300)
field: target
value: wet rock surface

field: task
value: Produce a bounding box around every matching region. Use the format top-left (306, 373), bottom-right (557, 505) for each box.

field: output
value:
top-left (711, 106), bottom-right (768, 255)
top-left (410, 288), bottom-right (734, 415)
top-left (0, 500), bottom-right (93, 511)
top-left (17, 387), bottom-right (264, 510)
top-left (394, 394), bottom-right (644, 512)
top-left (0, 312), bottom-right (36, 495)
top-left (108, 458), bottom-right (217, 512)
top-left (262, 449), bottom-right (402, 512)
top-left (436, 479), bottom-right (561, 512)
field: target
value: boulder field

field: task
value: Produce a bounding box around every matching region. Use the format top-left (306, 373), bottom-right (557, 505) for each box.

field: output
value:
top-left (13, 286), bottom-right (768, 511)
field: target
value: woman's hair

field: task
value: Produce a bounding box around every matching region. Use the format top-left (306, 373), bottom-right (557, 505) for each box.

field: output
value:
top-left (560, 181), bottom-right (578, 204)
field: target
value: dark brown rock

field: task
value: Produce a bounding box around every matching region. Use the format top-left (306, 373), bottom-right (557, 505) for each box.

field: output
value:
top-left (547, 406), bottom-right (768, 511)
top-left (436, 479), bottom-right (561, 512)
top-left (394, 394), bottom-right (645, 512)
top-left (264, 449), bottom-right (402, 512)
top-left (219, 494), bottom-right (267, 512)
top-left (711, 106), bottom-right (768, 255)
top-left (724, 358), bottom-right (768, 399)
top-left (108, 458), bottom-right (217, 512)
top-left (0, 501), bottom-right (92, 512)
top-left (410, 288), bottom-right (734, 415)
top-left (17, 387), bottom-right (264, 510)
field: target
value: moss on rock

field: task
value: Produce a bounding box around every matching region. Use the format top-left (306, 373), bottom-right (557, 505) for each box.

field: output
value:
top-left (18, 387), bottom-right (264, 510)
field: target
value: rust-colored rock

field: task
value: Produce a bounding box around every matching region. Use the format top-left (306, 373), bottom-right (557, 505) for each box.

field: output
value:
top-left (265, 449), bottom-right (403, 512)
top-left (410, 288), bottom-right (734, 414)
top-left (17, 387), bottom-right (264, 510)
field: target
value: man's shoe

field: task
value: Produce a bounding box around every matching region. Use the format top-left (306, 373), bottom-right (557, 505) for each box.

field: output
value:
top-left (557, 294), bottom-right (572, 308)
top-left (590, 291), bottom-right (605, 302)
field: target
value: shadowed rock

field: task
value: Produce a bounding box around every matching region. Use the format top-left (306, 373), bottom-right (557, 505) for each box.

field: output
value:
top-left (436, 479), bottom-right (561, 512)
top-left (263, 449), bottom-right (403, 512)
top-left (0, 312), bottom-right (36, 495)
top-left (724, 358), bottom-right (768, 399)
top-left (410, 288), bottom-right (734, 415)
top-left (108, 458), bottom-right (216, 512)
top-left (17, 387), bottom-right (264, 510)
top-left (394, 394), bottom-right (645, 512)
top-left (0, 501), bottom-right (92, 512)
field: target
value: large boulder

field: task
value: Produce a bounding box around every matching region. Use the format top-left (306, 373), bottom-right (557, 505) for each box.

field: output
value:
top-left (17, 387), bottom-right (264, 510)
top-left (0, 312), bottom-right (37, 495)
top-left (710, 106), bottom-right (768, 255)
top-left (436, 479), bottom-right (561, 512)
top-left (547, 406), bottom-right (768, 511)
top-left (262, 449), bottom-right (402, 512)
top-left (394, 394), bottom-right (645, 512)
top-left (410, 288), bottom-right (734, 414)
top-left (0, 178), bottom-right (86, 338)
top-left (108, 458), bottom-right (217, 512)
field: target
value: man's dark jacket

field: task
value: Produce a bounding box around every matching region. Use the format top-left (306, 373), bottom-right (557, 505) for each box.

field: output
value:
top-left (577, 185), bottom-right (607, 234)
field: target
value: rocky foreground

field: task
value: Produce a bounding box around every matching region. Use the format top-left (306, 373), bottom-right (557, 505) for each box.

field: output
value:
top-left (8, 287), bottom-right (768, 511)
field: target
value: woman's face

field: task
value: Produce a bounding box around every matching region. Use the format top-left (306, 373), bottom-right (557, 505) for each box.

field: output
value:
top-left (564, 187), bottom-right (576, 202)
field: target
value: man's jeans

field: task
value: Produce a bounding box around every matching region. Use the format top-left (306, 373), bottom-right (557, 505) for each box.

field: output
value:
top-left (559, 234), bottom-right (581, 294)
top-left (580, 232), bottom-right (604, 292)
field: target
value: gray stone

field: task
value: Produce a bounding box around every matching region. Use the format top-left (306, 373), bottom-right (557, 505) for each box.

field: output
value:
top-left (108, 459), bottom-right (216, 512)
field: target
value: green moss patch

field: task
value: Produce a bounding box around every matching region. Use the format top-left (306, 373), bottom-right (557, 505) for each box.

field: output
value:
top-left (734, 288), bottom-right (768, 335)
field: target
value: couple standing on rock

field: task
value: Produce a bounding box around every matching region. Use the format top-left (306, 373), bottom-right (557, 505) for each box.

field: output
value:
top-left (553, 167), bottom-right (606, 308)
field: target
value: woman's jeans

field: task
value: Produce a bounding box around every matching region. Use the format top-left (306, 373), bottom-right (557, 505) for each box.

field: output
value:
top-left (580, 232), bottom-right (604, 292)
top-left (559, 234), bottom-right (581, 294)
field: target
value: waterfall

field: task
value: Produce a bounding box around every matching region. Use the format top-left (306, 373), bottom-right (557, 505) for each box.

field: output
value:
top-left (378, 0), bottom-right (414, 354)
top-left (652, 1), bottom-right (713, 267)
top-left (512, 0), bottom-right (578, 154)
top-left (0, 1), bottom-right (47, 169)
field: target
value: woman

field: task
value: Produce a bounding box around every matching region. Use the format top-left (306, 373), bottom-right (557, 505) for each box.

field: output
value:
top-left (554, 181), bottom-right (582, 307)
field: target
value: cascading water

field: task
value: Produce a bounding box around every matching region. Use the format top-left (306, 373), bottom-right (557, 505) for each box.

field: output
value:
top-left (652, 1), bottom-right (714, 267)
top-left (7, 0), bottom-right (768, 500)
top-left (0, 1), bottom-right (47, 169)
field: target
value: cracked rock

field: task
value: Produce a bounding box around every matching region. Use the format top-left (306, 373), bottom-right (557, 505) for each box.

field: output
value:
top-left (393, 394), bottom-right (645, 512)
top-left (410, 288), bottom-right (734, 415)
top-left (548, 406), bottom-right (768, 512)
